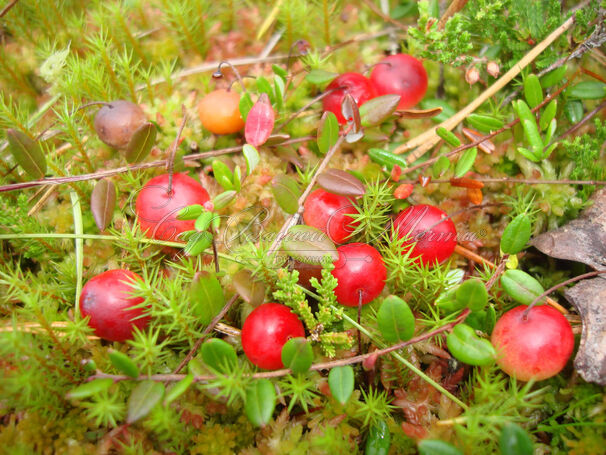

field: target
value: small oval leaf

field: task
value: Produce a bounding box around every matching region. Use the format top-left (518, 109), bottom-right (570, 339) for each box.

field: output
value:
top-left (455, 279), bottom-right (488, 312)
top-left (232, 269), bottom-right (266, 307)
top-left (397, 106), bottom-right (444, 119)
top-left (432, 155), bottom-right (451, 178)
top-left (436, 127), bottom-right (461, 147)
top-left (190, 271), bottom-right (225, 326)
top-left (500, 270), bottom-right (545, 305)
top-left (568, 81), bottom-right (606, 100)
top-left (281, 337), bottom-right (313, 374)
top-left (245, 379), bottom-right (276, 427)
top-left (176, 204), bottom-right (204, 220)
top-left (66, 378), bottom-right (114, 400)
top-left (164, 373), bottom-right (194, 405)
top-left (377, 295), bottom-right (415, 343)
top-left (125, 122), bottom-right (156, 163)
top-left (282, 225), bottom-right (338, 264)
top-left (305, 69), bottom-right (338, 85)
top-left (454, 147), bottom-right (477, 178)
top-left (539, 99), bottom-right (557, 132)
top-left (342, 93), bottom-right (363, 143)
top-left (6, 128), bottom-right (47, 179)
top-left (213, 190), bottom-right (237, 210)
top-left (359, 94), bottom-right (401, 126)
top-left (194, 211), bottom-right (214, 232)
top-left (564, 100), bottom-right (584, 124)
top-left (523, 74), bottom-right (543, 108)
top-left (271, 174), bottom-right (301, 214)
top-left (245, 93), bottom-right (276, 147)
top-left (368, 148), bottom-right (408, 171)
top-left (201, 338), bottom-right (238, 373)
top-left (183, 231), bottom-right (213, 256)
top-left (328, 365), bottom-right (354, 405)
top-left (499, 423), bottom-right (534, 455)
top-left (539, 65), bottom-right (567, 88)
top-left (109, 350), bottom-right (139, 378)
top-left (500, 214), bottom-right (532, 254)
top-left (91, 179), bottom-right (116, 231)
top-left (418, 440), bottom-right (464, 455)
top-left (239, 92), bottom-right (254, 121)
top-left (212, 160), bottom-right (234, 191)
top-left (243, 144), bottom-right (260, 176)
top-left (317, 168), bottom-right (365, 197)
top-left (127, 380), bottom-right (165, 423)
top-left (317, 111), bottom-right (339, 155)
top-left (365, 419), bottom-right (391, 455)
top-left (466, 114), bottom-right (504, 133)
top-left (446, 324), bottom-right (496, 366)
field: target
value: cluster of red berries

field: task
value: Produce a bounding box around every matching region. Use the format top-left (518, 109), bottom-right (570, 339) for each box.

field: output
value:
top-left (322, 53), bottom-right (428, 124)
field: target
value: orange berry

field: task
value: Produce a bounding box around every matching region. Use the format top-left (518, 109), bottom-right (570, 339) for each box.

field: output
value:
top-left (197, 89), bottom-right (244, 135)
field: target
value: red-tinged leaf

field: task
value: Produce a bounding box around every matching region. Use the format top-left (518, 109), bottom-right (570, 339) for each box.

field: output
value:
top-left (245, 93), bottom-right (275, 147)
top-left (6, 128), bottom-right (47, 179)
top-left (127, 381), bottom-right (164, 424)
top-left (467, 187), bottom-right (483, 204)
top-left (418, 175), bottom-right (431, 187)
top-left (359, 94), bottom-right (401, 126)
top-left (396, 107), bottom-right (443, 119)
top-left (341, 94), bottom-right (363, 143)
top-left (232, 269), bottom-right (266, 307)
top-left (394, 183), bottom-right (414, 199)
top-left (390, 164), bottom-right (402, 182)
top-left (362, 352), bottom-right (379, 371)
top-left (91, 179), bottom-right (116, 231)
top-left (125, 122), bottom-right (156, 163)
top-left (450, 177), bottom-right (484, 189)
top-left (461, 128), bottom-right (495, 154)
top-left (317, 168), bottom-right (365, 197)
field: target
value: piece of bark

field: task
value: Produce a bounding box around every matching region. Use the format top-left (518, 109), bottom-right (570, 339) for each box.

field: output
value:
top-left (530, 188), bottom-right (606, 270)
top-left (564, 278), bottom-right (606, 385)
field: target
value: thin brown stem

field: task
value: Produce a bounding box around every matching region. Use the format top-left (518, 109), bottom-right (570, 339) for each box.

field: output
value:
top-left (556, 99), bottom-right (606, 141)
top-left (0, 0), bottom-right (19, 17)
top-left (360, 0), bottom-right (408, 31)
top-left (523, 270), bottom-right (606, 318)
top-left (398, 177), bottom-right (606, 186)
top-left (92, 308), bottom-right (471, 383)
top-left (275, 91), bottom-right (335, 132)
top-left (438, 0), bottom-right (469, 30)
top-left (172, 294), bottom-right (240, 374)
top-left (167, 105), bottom-right (188, 194)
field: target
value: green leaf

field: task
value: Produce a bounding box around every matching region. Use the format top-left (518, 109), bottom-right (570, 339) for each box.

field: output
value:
top-left (90, 178), bottom-right (116, 231)
top-left (183, 231), bottom-right (213, 256)
top-left (521, 119), bottom-right (543, 155)
top-left (127, 380), bottom-right (165, 423)
top-left (109, 350), bottom-right (139, 378)
top-left (539, 65), bottom-right (567, 88)
top-left (164, 373), bottom-right (194, 405)
top-left (500, 214), bottom-right (531, 254)
top-left (568, 81), bottom-right (606, 100)
top-left (377, 295), bottom-right (415, 343)
top-left (539, 100), bottom-right (557, 131)
top-left (317, 111), bottom-right (339, 155)
top-left (455, 279), bottom-right (488, 312)
top-left (272, 64), bottom-right (288, 82)
top-left (271, 174), bottom-right (301, 214)
top-left (564, 100), bottom-right (583, 124)
top-left (274, 75), bottom-right (285, 111)
top-left (513, 100), bottom-right (535, 124)
top-left (432, 155), bottom-right (451, 178)
top-left (500, 270), bottom-right (545, 305)
top-left (454, 147), bottom-right (477, 178)
top-left (212, 160), bottom-right (234, 191)
top-left (281, 337), bottom-right (313, 374)
top-left (365, 419), bottom-right (391, 455)
top-left (232, 165), bottom-right (242, 191)
top-left (421, 99), bottom-right (456, 123)
top-left (368, 148), bottom-right (408, 171)
top-left (436, 127), bottom-right (461, 147)
top-left (499, 423), bottom-right (534, 455)
top-left (176, 204), bottom-right (204, 220)
top-left (213, 190), bottom-right (237, 210)
top-left (201, 338), bottom-right (238, 373)
top-left (359, 94), bottom-right (401, 127)
top-left (194, 211), bottom-right (214, 232)
top-left (66, 378), bottom-right (114, 400)
top-left (232, 269), bottom-right (266, 307)
top-left (6, 129), bottom-right (47, 179)
top-left (328, 366), bottom-right (354, 405)
top-left (305, 69), bottom-right (338, 85)
top-left (436, 288), bottom-right (465, 313)
top-left (516, 147), bottom-right (541, 162)
top-left (523, 74), bottom-right (543, 108)
top-left (125, 122), bottom-right (156, 163)
top-left (466, 114), bottom-right (504, 133)
top-left (543, 119), bottom-right (557, 146)
top-left (281, 225), bottom-right (338, 264)
top-left (239, 92), bottom-right (254, 121)
top-left (256, 76), bottom-right (275, 102)
top-left (190, 271), bottom-right (225, 325)
top-left (418, 440), bottom-right (463, 455)
top-left (446, 324), bottom-right (496, 366)
top-left (243, 144), bottom-right (260, 176)
top-left (245, 379), bottom-right (276, 427)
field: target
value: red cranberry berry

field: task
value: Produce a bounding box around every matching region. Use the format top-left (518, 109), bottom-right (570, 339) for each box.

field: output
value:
top-left (302, 189), bottom-right (360, 244)
top-left (322, 72), bottom-right (376, 124)
top-left (135, 173), bottom-right (210, 241)
top-left (370, 54), bottom-right (428, 109)
top-left (79, 269), bottom-right (150, 342)
top-left (491, 305), bottom-right (575, 381)
top-left (241, 302), bottom-right (306, 370)
top-left (392, 204), bottom-right (457, 266)
top-left (332, 243), bottom-right (387, 307)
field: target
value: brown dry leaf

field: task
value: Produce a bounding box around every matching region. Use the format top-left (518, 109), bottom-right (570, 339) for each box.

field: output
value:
top-left (531, 188), bottom-right (606, 384)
